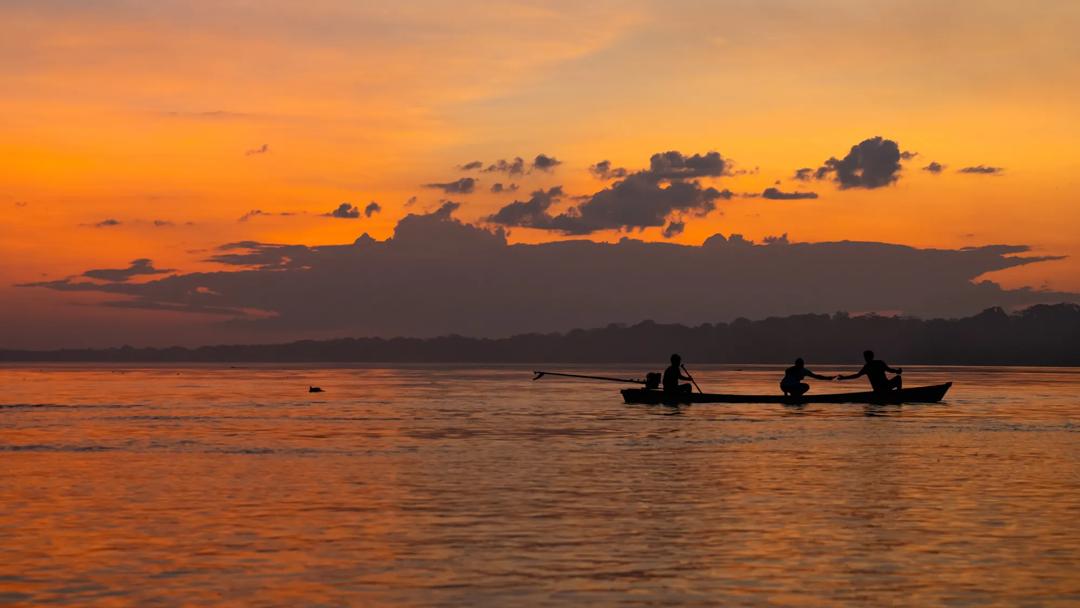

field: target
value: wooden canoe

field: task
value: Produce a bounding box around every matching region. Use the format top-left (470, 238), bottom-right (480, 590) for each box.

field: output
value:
top-left (621, 382), bottom-right (952, 405)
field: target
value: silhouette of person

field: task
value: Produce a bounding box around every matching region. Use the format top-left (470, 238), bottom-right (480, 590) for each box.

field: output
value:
top-left (837, 350), bottom-right (903, 392)
top-left (663, 354), bottom-right (693, 394)
top-left (780, 358), bottom-right (835, 396)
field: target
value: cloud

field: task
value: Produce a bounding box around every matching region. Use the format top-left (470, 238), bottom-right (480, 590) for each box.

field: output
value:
top-left (424, 177), bottom-right (476, 194)
top-left (815, 136), bottom-right (903, 189)
top-left (662, 221), bottom-right (685, 238)
top-left (647, 150), bottom-right (728, 179)
top-left (590, 160), bottom-right (629, 180)
top-left (459, 161), bottom-right (483, 171)
top-left (793, 168), bottom-right (814, 182)
top-left (900, 150), bottom-right (919, 160)
top-left (483, 157), bottom-right (526, 176)
top-left (959, 165), bottom-right (1004, 175)
top-left (83, 259), bottom-right (173, 282)
top-left (23, 210), bottom-right (1074, 341)
top-left (405, 196), bottom-right (418, 207)
top-left (153, 219), bottom-right (174, 227)
top-left (487, 150), bottom-right (733, 234)
top-left (922, 161), bottom-right (945, 174)
top-left (484, 187), bottom-right (564, 228)
top-left (163, 110), bottom-right (253, 120)
top-left (532, 154), bottom-right (561, 172)
top-left (245, 144), bottom-right (269, 156)
top-left (94, 219), bottom-right (121, 228)
top-left (761, 187), bottom-right (819, 200)
top-left (428, 201), bottom-right (462, 220)
top-left (364, 202), bottom-right (381, 217)
top-left (327, 203), bottom-right (360, 219)
top-left (490, 182), bottom-right (519, 194)
top-left (238, 209), bottom-right (297, 222)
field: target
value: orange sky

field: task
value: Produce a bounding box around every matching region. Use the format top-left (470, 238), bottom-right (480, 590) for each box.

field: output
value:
top-left (2, 1), bottom-right (1078, 347)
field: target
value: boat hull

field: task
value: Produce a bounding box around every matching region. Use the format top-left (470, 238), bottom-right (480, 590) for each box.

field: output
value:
top-left (621, 382), bottom-right (952, 405)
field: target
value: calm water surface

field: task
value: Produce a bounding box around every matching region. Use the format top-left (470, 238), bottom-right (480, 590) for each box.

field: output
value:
top-left (0, 365), bottom-right (1077, 606)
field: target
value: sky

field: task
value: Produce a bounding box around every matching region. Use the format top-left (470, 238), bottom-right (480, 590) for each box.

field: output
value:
top-left (2, 0), bottom-right (1078, 349)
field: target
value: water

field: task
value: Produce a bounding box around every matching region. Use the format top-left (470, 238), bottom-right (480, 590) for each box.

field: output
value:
top-left (0, 364), bottom-right (1077, 606)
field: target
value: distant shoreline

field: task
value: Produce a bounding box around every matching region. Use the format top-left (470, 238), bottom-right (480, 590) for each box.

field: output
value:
top-left (2, 304), bottom-right (1077, 366)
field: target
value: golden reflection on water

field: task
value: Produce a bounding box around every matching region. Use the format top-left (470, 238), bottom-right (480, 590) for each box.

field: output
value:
top-left (0, 365), bottom-right (1078, 606)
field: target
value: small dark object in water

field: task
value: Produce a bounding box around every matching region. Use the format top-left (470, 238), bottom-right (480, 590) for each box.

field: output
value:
top-left (309, 386), bottom-right (324, 393)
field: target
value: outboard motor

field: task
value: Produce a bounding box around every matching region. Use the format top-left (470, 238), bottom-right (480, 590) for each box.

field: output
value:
top-left (644, 372), bottom-right (661, 390)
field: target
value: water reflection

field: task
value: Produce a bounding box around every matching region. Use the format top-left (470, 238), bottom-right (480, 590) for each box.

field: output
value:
top-left (0, 364), bottom-right (1077, 605)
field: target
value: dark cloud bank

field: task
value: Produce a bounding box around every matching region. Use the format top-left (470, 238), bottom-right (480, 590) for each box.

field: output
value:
top-left (21, 205), bottom-right (1075, 341)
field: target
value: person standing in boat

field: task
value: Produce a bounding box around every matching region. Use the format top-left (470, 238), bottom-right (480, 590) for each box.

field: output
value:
top-left (779, 358), bottom-right (836, 396)
top-left (663, 354), bottom-right (694, 394)
top-left (836, 350), bottom-right (902, 392)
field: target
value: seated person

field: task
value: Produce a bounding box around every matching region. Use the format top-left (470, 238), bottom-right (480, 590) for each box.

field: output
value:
top-left (836, 350), bottom-right (902, 392)
top-left (780, 358), bottom-right (835, 396)
top-left (663, 354), bottom-right (693, 394)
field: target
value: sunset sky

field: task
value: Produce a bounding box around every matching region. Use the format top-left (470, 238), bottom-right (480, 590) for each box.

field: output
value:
top-left (2, 0), bottom-right (1078, 348)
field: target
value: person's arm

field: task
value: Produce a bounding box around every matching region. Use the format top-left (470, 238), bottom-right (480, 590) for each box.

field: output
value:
top-left (836, 365), bottom-right (867, 381)
top-left (806, 370), bottom-right (833, 381)
top-left (884, 363), bottom-right (903, 374)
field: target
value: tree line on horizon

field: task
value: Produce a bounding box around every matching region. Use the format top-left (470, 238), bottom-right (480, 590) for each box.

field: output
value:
top-left (1, 304), bottom-right (1077, 365)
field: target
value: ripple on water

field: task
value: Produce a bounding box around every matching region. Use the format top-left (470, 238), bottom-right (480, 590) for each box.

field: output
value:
top-left (0, 365), bottom-right (1077, 606)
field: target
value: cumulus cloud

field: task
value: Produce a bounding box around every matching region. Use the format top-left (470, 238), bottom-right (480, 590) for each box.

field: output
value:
top-left (532, 154), bottom-right (561, 172)
top-left (900, 150), bottom-right (919, 160)
top-left (761, 187), bottom-right (819, 200)
top-left (424, 177), bottom-right (476, 194)
top-left (428, 201), bottom-right (462, 220)
top-left (959, 165), bottom-right (1004, 175)
top-left (648, 151), bottom-right (728, 179)
top-left (23, 210), bottom-right (1074, 341)
top-left (364, 202), bottom-right (381, 217)
top-left (793, 168), bottom-right (814, 182)
top-left (83, 259), bottom-right (173, 282)
top-left (483, 157), bottom-right (526, 176)
top-left (923, 161), bottom-right (945, 174)
top-left (590, 160), bottom-right (629, 180)
top-left (487, 150), bottom-right (733, 235)
top-left (327, 203), bottom-right (360, 219)
top-left (245, 144), bottom-right (269, 156)
top-left (459, 160), bottom-right (483, 171)
top-left (484, 187), bottom-right (565, 228)
top-left (490, 182), bottom-right (519, 194)
top-left (815, 136), bottom-right (903, 189)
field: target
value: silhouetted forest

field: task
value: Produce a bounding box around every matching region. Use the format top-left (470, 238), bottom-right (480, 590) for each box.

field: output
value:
top-left (1, 304), bottom-right (1077, 365)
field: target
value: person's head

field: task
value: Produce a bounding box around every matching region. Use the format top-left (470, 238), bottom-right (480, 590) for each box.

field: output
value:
top-left (863, 350), bottom-right (874, 362)
top-left (670, 353), bottom-right (682, 365)
top-left (795, 357), bottom-right (804, 368)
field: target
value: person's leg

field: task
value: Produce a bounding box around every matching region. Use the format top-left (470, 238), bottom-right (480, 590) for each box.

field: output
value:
top-left (890, 375), bottom-right (903, 390)
top-left (680, 383), bottom-right (693, 394)
top-left (794, 382), bottom-right (810, 396)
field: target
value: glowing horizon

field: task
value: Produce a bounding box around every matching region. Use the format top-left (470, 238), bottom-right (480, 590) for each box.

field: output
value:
top-left (3, 0), bottom-right (1078, 348)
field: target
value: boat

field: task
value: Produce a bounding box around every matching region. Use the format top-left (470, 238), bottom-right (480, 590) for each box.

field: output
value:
top-left (620, 382), bottom-right (952, 405)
